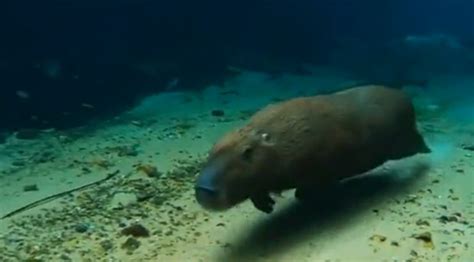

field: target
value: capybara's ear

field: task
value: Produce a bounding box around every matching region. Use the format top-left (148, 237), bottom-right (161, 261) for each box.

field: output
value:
top-left (249, 129), bottom-right (275, 147)
top-left (259, 132), bottom-right (275, 147)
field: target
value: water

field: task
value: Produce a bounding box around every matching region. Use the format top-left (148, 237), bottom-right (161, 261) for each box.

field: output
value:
top-left (0, 1), bottom-right (473, 261)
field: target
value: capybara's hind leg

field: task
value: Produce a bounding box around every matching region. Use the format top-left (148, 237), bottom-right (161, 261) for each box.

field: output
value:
top-left (294, 187), bottom-right (313, 201)
top-left (295, 179), bottom-right (338, 202)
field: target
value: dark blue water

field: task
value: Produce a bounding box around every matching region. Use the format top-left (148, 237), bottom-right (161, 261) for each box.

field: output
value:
top-left (0, 0), bottom-right (472, 131)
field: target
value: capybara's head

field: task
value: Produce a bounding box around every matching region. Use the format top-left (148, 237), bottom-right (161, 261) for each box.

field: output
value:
top-left (195, 127), bottom-right (278, 211)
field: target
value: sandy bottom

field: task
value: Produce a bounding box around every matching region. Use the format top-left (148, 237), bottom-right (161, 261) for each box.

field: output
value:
top-left (0, 68), bottom-right (473, 262)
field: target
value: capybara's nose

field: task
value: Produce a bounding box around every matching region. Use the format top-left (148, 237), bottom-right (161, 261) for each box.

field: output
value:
top-left (195, 186), bottom-right (219, 208)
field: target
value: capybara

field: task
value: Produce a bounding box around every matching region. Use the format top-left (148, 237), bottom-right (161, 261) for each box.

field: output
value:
top-left (195, 85), bottom-right (431, 213)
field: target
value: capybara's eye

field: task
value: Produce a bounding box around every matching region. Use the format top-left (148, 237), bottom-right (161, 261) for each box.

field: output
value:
top-left (241, 146), bottom-right (254, 161)
top-left (261, 133), bottom-right (270, 141)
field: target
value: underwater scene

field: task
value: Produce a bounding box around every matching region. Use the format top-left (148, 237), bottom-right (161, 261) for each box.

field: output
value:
top-left (0, 1), bottom-right (473, 261)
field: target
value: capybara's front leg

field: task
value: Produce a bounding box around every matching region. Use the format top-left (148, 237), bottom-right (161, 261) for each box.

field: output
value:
top-left (250, 193), bottom-right (275, 213)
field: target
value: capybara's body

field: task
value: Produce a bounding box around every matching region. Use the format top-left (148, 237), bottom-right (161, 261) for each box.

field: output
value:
top-left (195, 85), bottom-right (431, 213)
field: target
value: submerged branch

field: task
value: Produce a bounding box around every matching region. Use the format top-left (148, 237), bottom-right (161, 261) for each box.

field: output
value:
top-left (1, 170), bottom-right (120, 219)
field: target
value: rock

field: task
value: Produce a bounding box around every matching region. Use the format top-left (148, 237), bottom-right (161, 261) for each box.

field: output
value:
top-left (461, 144), bottom-right (474, 151)
top-left (23, 184), bottom-right (39, 192)
top-left (211, 109), bottom-right (225, 117)
top-left (59, 254), bottom-right (72, 261)
top-left (117, 146), bottom-right (139, 157)
top-left (412, 232), bottom-right (434, 248)
top-left (136, 164), bottom-right (161, 178)
top-left (121, 237), bottom-right (141, 251)
top-left (99, 239), bottom-right (114, 251)
top-left (438, 215), bottom-right (458, 223)
top-left (121, 224), bottom-right (150, 237)
top-left (12, 160), bottom-right (26, 167)
top-left (108, 192), bottom-right (137, 209)
top-left (16, 129), bottom-right (41, 140)
top-left (33, 151), bottom-right (56, 163)
top-left (369, 234), bottom-right (387, 243)
top-left (415, 219), bottom-right (430, 226)
top-left (74, 223), bottom-right (89, 233)
top-left (131, 120), bottom-right (143, 127)
top-left (404, 194), bottom-right (419, 203)
top-left (135, 191), bottom-right (154, 202)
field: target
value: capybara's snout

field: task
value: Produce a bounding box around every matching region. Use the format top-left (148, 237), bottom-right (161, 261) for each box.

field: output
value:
top-left (195, 164), bottom-right (225, 210)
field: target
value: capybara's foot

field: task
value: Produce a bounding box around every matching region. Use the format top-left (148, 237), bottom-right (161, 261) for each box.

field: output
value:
top-left (251, 193), bottom-right (275, 213)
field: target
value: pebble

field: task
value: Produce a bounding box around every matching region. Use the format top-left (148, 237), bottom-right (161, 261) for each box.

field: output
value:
top-left (369, 234), bottom-right (387, 243)
top-left (412, 232), bottom-right (434, 248)
top-left (23, 184), bottom-right (39, 192)
top-left (211, 109), bottom-right (225, 117)
top-left (121, 237), bottom-right (141, 251)
top-left (461, 144), bottom-right (474, 151)
top-left (74, 223), bottom-right (89, 233)
top-left (121, 224), bottom-right (150, 237)
top-left (99, 239), bottom-right (114, 251)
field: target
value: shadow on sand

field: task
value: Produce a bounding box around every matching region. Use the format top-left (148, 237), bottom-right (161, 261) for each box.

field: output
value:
top-left (222, 161), bottom-right (431, 261)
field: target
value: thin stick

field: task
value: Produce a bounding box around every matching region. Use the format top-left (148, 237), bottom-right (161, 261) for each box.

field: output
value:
top-left (1, 170), bottom-right (120, 219)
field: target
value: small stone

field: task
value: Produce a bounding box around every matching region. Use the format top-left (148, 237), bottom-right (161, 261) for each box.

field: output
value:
top-left (117, 146), bottom-right (139, 157)
top-left (412, 232), bottom-right (434, 249)
top-left (23, 184), bottom-right (39, 192)
top-left (121, 224), bottom-right (150, 237)
top-left (81, 103), bottom-right (95, 109)
top-left (136, 164), bottom-right (161, 178)
top-left (438, 215), bottom-right (458, 223)
top-left (416, 219), bottom-right (430, 226)
top-left (59, 254), bottom-right (72, 261)
top-left (461, 144), bottom-right (474, 151)
top-left (131, 120), bottom-right (143, 127)
top-left (450, 196), bottom-right (460, 201)
top-left (74, 223), bottom-right (89, 233)
top-left (12, 160), bottom-right (26, 167)
top-left (121, 237), bottom-right (141, 251)
top-left (109, 192), bottom-right (137, 209)
top-left (136, 192), bottom-right (154, 202)
top-left (390, 241), bottom-right (399, 247)
top-left (453, 229), bottom-right (465, 236)
top-left (404, 194), bottom-right (419, 203)
top-left (369, 234), bottom-right (387, 243)
top-left (211, 109), bottom-right (225, 117)
top-left (100, 239), bottom-right (114, 251)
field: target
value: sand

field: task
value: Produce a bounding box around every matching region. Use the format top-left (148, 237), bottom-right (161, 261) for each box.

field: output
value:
top-left (0, 68), bottom-right (473, 262)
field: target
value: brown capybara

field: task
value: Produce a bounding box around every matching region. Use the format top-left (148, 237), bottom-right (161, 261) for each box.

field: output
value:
top-left (195, 85), bottom-right (431, 213)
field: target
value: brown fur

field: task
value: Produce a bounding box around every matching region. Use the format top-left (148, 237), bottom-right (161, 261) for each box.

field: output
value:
top-left (195, 85), bottom-right (430, 213)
